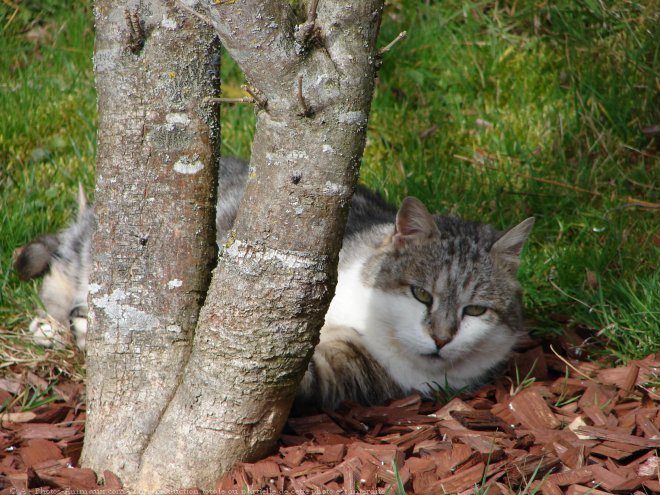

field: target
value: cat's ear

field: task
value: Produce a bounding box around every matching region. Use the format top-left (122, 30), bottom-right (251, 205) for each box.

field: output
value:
top-left (491, 217), bottom-right (535, 271)
top-left (393, 197), bottom-right (439, 248)
top-left (13, 234), bottom-right (60, 280)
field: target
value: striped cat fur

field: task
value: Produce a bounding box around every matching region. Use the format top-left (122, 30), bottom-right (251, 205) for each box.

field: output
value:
top-left (14, 157), bottom-right (533, 409)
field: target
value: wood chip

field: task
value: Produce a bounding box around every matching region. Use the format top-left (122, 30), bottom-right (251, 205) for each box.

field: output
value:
top-left (503, 454), bottom-right (561, 486)
top-left (636, 410), bottom-right (660, 439)
top-left (2, 350), bottom-right (659, 495)
top-left (433, 397), bottom-right (474, 420)
top-left (576, 425), bottom-right (660, 447)
top-left (538, 479), bottom-right (564, 495)
top-left (18, 439), bottom-right (63, 467)
top-left (425, 461), bottom-right (505, 494)
top-left (450, 408), bottom-right (515, 435)
top-left (509, 389), bottom-right (561, 430)
top-left (287, 413), bottom-right (344, 436)
top-left (280, 446), bottom-right (307, 467)
top-left (643, 479), bottom-right (660, 492)
top-left (15, 424), bottom-right (80, 441)
top-left (565, 485), bottom-right (613, 495)
top-left (637, 454), bottom-right (659, 476)
top-left (547, 466), bottom-right (594, 486)
top-left (588, 464), bottom-right (633, 491)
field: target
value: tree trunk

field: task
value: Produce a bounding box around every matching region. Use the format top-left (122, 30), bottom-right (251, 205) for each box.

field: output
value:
top-left (83, 0), bottom-right (383, 492)
top-left (136, 1), bottom-right (384, 490)
top-left (81, 0), bottom-right (219, 483)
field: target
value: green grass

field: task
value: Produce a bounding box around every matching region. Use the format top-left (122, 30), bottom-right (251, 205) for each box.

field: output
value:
top-left (0, 0), bottom-right (96, 327)
top-left (1, 0), bottom-right (658, 363)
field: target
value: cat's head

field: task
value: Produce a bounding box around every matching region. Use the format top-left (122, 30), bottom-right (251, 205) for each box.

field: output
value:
top-left (362, 197), bottom-right (534, 376)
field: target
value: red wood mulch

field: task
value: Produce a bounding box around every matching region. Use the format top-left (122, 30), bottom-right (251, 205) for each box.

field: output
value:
top-left (1, 341), bottom-right (659, 495)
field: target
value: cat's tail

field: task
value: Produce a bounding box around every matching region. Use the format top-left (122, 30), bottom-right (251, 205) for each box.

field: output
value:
top-left (216, 156), bottom-right (249, 244)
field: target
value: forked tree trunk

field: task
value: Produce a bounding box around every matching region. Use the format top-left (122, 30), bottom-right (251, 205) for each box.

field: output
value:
top-left (83, 0), bottom-right (384, 492)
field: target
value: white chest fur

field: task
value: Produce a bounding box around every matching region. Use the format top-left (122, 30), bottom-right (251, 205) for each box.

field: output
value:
top-left (323, 260), bottom-right (516, 394)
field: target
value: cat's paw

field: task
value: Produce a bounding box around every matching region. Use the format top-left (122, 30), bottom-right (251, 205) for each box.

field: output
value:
top-left (71, 316), bottom-right (87, 351)
top-left (28, 316), bottom-right (70, 349)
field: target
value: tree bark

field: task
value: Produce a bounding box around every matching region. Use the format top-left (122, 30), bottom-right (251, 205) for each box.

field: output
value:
top-left (83, 0), bottom-right (383, 492)
top-left (81, 0), bottom-right (219, 483)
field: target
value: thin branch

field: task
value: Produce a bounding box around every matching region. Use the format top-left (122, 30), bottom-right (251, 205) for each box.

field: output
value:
top-left (176, 0), bottom-right (215, 27)
top-left (501, 190), bottom-right (561, 198)
top-left (241, 84), bottom-right (267, 109)
top-left (623, 197), bottom-right (660, 209)
top-left (623, 176), bottom-right (660, 192)
top-left (308, 0), bottom-right (320, 23)
top-left (455, 153), bottom-right (660, 208)
top-left (547, 278), bottom-right (594, 310)
top-left (549, 345), bottom-right (599, 383)
top-left (205, 96), bottom-right (255, 105)
top-left (378, 31), bottom-right (407, 56)
top-left (297, 76), bottom-right (312, 117)
top-left (295, 0), bottom-right (323, 53)
top-left (455, 153), bottom-right (601, 196)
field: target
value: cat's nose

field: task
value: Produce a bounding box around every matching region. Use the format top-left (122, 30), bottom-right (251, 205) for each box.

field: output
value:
top-left (432, 335), bottom-right (450, 350)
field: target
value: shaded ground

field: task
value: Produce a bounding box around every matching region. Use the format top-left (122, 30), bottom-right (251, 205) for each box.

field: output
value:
top-left (1, 336), bottom-right (658, 494)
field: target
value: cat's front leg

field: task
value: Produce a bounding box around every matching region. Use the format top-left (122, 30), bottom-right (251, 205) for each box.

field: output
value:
top-left (294, 329), bottom-right (404, 410)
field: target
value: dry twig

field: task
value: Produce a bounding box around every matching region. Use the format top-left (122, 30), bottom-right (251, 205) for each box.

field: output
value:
top-left (454, 153), bottom-right (660, 209)
top-left (205, 96), bottom-right (255, 105)
top-left (176, 0), bottom-right (215, 27)
top-left (297, 75), bottom-right (312, 117)
top-left (379, 31), bottom-right (408, 56)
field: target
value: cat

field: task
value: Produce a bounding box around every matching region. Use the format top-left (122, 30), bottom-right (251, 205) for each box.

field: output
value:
top-left (14, 157), bottom-right (534, 409)
top-left (13, 184), bottom-right (94, 350)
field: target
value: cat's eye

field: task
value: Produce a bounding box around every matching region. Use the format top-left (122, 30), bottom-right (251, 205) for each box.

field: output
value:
top-left (411, 286), bottom-right (433, 305)
top-left (463, 305), bottom-right (487, 317)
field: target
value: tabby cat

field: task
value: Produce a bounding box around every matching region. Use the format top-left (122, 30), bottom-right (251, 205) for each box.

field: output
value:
top-left (15, 157), bottom-right (533, 409)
